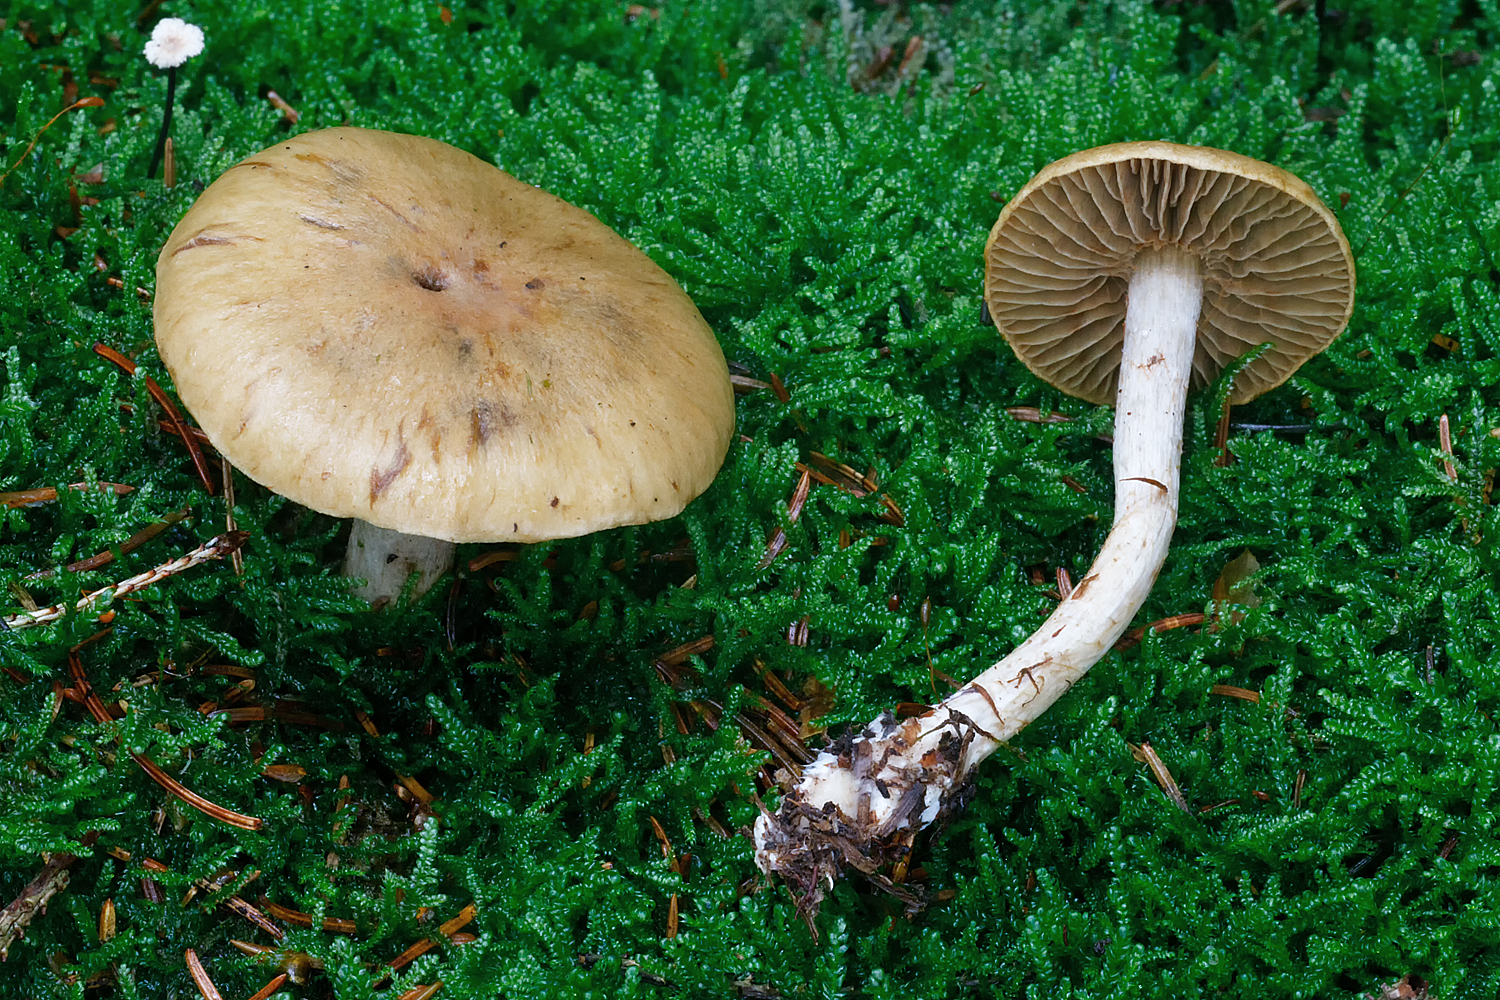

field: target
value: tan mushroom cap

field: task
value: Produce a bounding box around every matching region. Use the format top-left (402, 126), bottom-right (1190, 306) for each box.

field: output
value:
top-left (985, 141), bottom-right (1355, 406)
top-left (154, 127), bottom-right (735, 543)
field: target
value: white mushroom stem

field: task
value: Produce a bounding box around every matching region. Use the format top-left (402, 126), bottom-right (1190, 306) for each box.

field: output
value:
top-left (753, 247), bottom-right (1204, 905)
top-left (343, 520), bottom-right (456, 607)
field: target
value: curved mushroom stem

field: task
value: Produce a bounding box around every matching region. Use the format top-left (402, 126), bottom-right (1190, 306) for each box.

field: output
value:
top-left (753, 247), bottom-right (1204, 912)
top-left (343, 520), bottom-right (456, 608)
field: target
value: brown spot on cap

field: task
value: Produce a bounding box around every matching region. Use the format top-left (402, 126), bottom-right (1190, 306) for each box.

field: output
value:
top-left (369, 436), bottom-right (412, 503)
top-left (172, 234), bottom-right (234, 255)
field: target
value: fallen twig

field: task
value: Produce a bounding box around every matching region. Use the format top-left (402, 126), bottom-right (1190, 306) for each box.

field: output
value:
top-left (5, 531), bottom-right (247, 630)
top-left (0, 852), bottom-right (80, 960)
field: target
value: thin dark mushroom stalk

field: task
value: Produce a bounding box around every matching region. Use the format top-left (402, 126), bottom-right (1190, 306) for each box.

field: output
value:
top-left (753, 141), bottom-right (1357, 916)
top-left (143, 18), bottom-right (204, 180)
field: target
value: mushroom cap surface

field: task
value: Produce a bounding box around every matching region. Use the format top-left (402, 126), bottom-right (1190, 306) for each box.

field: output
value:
top-left (155, 127), bottom-right (735, 543)
top-left (985, 141), bottom-right (1355, 405)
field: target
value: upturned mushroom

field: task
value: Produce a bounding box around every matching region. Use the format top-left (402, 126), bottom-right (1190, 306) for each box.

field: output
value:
top-left (754, 141), bottom-right (1355, 911)
top-left (154, 128), bottom-right (735, 604)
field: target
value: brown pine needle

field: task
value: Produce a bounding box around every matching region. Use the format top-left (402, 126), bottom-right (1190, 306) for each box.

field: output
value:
top-left (259, 898), bottom-right (359, 934)
top-left (133, 754), bottom-right (264, 831)
top-left (730, 373), bottom-right (770, 393)
top-left (398, 984), bottom-right (444, 1000)
top-left (467, 549), bottom-right (519, 572)
top-left (266, 90), bottom-right (300, 124)
top-left (396, 773), bottom-right (435, 805)
top-left (185, 949), bottom-right (225, 1000)
top-left (1006, 406), bottom-right (1075, 425)
top-left (1114, 612), bottom-right (1208, 650)
top-left (1210, 684), bottom-right (1261, 703)
top-left (0, 482), bottom-right (133, 508)
top-left (247, 973), bottom-right (290, 1000)
top-left (756, 527), bottom-right (789, 569)
top-left (806, 452), bottom-right (871, 496)
top-left (649, 816), bottom-right (675, 860)
top-left (223, 456), bottom-right (243, 576)
top-left (5, 531), bottom-right (247, 630)
top-left (93, 343), bottom-right (216, 495)
top-left (1130, 741), bottom-right (1191, 813)
top-left (385, 904), bottom-right (477, 973)
top-left (157, 419), bottom-right (213, 447)
top-left (1215, 397), bottom-right (1234, 467)
top-left (27, 508), bottom-right (190, 579)
top-left (67, 652), bottom-right (263, 831)
top-left (753, 660), bottom-right (805, 711)
top-left (1439, 414), bottom-right (1457, 480)
top-left (656, 635), bottom-right (715, 668)
top-left (0, 97), bottom-right (105, 186)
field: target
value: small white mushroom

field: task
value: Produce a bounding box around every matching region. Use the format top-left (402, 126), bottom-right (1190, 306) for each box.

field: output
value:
top-left (753, 141), bottom-right (1356, 911)
top-left (154, 127), bottom-right (736, 605)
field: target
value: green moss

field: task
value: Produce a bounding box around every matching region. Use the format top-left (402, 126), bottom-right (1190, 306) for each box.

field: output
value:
top-left (3, 0), bottom-right (1500, 995)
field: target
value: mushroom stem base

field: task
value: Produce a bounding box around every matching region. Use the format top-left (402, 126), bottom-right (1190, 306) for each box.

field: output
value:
top-left (343, 521), bottom-right (456, 608)
top-left (754, 247), bottom-right (1204, 914)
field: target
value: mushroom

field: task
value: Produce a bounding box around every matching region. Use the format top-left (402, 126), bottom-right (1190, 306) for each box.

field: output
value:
top-left (154, 127), bottom-right (735, 604)
top-left (753, 141), bottom-right (1355, 911)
